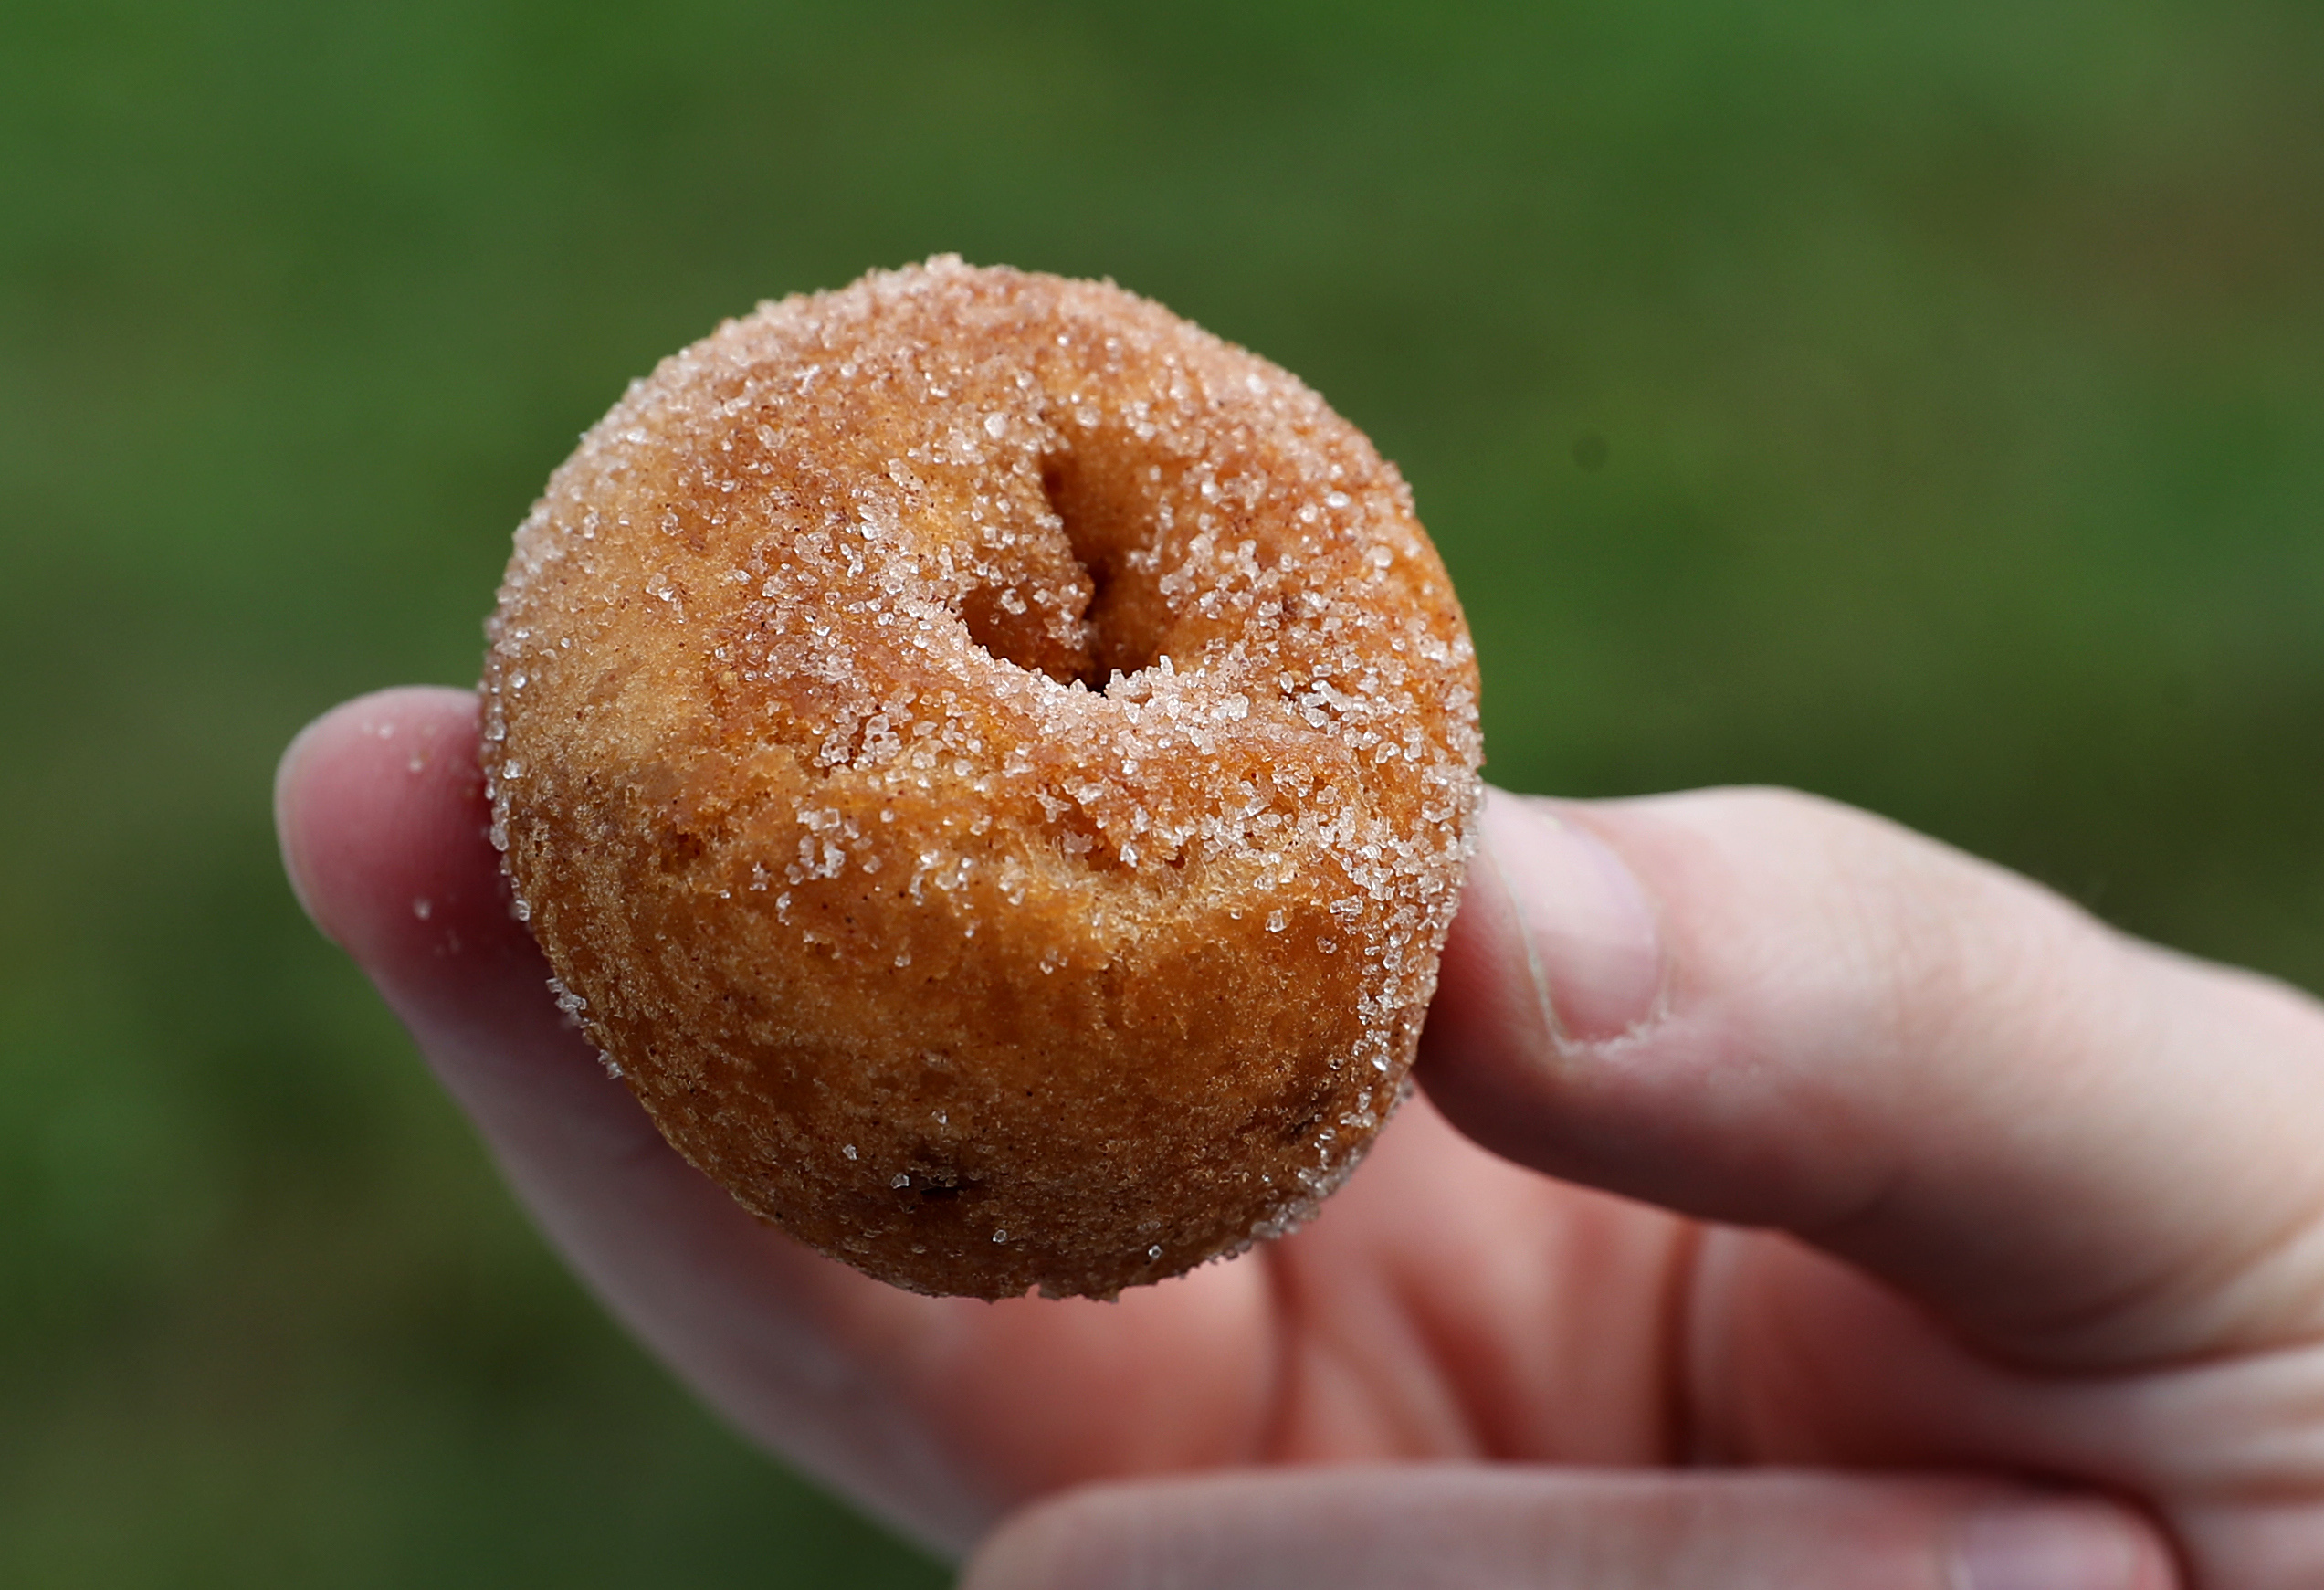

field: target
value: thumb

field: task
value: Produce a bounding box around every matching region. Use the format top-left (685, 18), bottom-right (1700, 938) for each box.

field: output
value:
top-left (1418, 786), bottom-right (2324, 1369)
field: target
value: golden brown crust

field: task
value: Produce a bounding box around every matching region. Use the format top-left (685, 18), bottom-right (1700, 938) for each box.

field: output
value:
top-left (482, 258), bottom-right (1481, 1299)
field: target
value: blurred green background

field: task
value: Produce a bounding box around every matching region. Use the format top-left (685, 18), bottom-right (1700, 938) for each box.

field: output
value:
top-left (5, 0), bottom-right (2322, 1583)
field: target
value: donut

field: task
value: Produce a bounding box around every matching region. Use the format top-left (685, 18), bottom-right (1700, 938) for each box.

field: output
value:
top-left (481, 258), bottom-right (1482, 1300)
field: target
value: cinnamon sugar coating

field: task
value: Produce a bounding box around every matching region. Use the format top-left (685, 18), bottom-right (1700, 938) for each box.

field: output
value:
top-left (482, 259), bottom-right (1481, 1299)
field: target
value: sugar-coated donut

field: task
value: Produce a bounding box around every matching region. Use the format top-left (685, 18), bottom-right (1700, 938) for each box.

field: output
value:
top-left (482, 258), bottom-right (1481, 1300)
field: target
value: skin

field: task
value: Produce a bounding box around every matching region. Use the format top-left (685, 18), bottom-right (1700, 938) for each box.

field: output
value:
top-left (277, 684), bottom-right (2324, 1588)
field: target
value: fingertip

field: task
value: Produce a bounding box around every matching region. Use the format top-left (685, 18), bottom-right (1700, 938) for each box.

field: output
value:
top-left (1419, 788), bottom-right (1667, 1168)
top-left (1949, 1498), bottom-right (2182, 1590)
top-left (1489, 791), bottom-right (1667, 1045)
top-left (1421, 795), bottom-right (1546, 1073)
top-left (958, 1492), bottom-right (1089, 1590)
top-left (273, 703), bottom-right (340, 939)
top-left (270, 684), bottom-right (631, 1151)
top-left (271, 686), bottom-right (513, 979)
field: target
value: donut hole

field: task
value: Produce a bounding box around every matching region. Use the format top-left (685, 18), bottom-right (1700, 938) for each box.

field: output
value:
top-left (958, 450), bottom-right (1173, 694)
top-left (1039, 452), bottom-right (1172, 689)
top-left (957, 576), bottom-right (1091, 688)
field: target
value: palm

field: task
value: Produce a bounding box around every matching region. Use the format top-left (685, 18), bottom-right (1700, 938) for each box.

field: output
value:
top-left (733, 1086), bottom-right (2051, 1530)
top-left (865, 1086), bottom-right (2305, 1571)
top-left (884, 1093), bottom-right (1684, 1495)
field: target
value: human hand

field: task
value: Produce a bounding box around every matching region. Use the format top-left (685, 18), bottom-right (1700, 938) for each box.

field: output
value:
top-left (278, 686), bottom-right (2324, 1587)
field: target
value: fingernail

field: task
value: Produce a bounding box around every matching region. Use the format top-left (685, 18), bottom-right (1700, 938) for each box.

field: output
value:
top-left (1479, 792), bottom-right (1663, 1045)
top-left (1951, 1504), bottom-right (2145, 1590)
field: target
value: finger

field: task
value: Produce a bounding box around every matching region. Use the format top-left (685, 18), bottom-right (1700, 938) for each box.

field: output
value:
top-left (1418, 786), bottom-right (2324, 1367)
top-left (274, 689), bottom-right (1272, 1550)
top-left (962, 1467), bottom-right (2175, 1590)
top-left (275, 689), bottom-right (725, 1195)
top-left (278, 689), bottom-right (1009, 1544)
